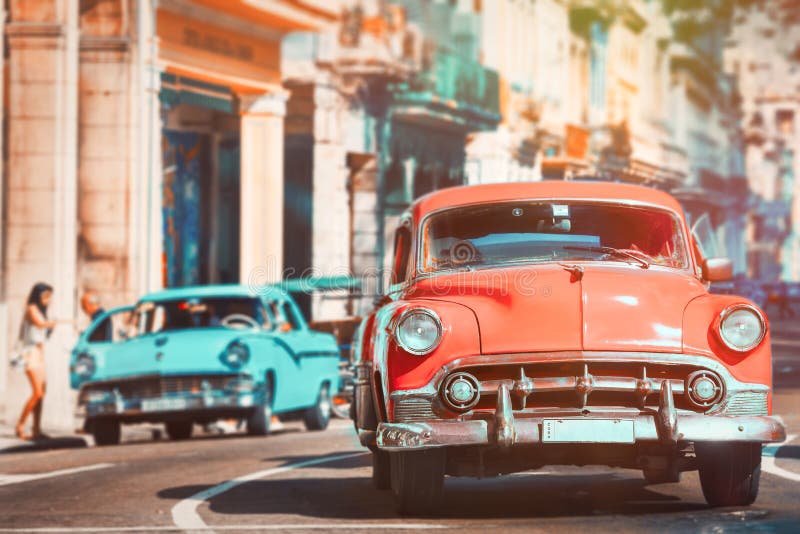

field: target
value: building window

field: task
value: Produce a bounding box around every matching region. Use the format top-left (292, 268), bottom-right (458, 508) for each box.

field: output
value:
top-left (776, 109), bottom-right (795, 134)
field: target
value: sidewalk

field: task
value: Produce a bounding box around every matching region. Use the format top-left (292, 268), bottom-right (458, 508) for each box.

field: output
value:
top-left (0, 422), bottom-right (89, 454)
top-left (0, 420), bottom-right (247, 454)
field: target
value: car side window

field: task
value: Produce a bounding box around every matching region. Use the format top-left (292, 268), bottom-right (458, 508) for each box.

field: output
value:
top-left (281, 302), bottom-right (302, 331)
top-left (87, 310), bottom-right (132, 344)
top-left (256, 302), bottom-right (273, 329)
top-left (267, 300), bottom-right (296, 332)
top-left (391, 225), bottom-right (412, 285)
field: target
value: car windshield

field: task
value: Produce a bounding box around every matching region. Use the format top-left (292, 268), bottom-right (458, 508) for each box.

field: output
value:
top-left (421, 201), bottom-right (689, 272)
top-left (132, 297), bottom-right (268, 335)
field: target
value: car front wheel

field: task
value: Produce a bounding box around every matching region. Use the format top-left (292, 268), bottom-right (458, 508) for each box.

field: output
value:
top-left (165, 420), bottom-right (193, 441)
top-left (697, 442), bottom-right (762, 507)
top-left (247, 376), bottom-right (274, 436)
top-left (304, 383), bottom-right (331, 431)
top-left (390, 449), bottom-right (446, 515)
top-left (91, 419), bottom-right (121, 446)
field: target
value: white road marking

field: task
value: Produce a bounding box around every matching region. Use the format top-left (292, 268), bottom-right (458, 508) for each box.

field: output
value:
top-left (762, 433), bottom-right (800, 482)
top-left (171, 452), bottom-right (369, 532)
top-left (0, 463), bottom-right (113, 488)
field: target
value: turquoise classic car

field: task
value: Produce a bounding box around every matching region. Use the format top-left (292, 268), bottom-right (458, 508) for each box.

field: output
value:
top-left (70, 284), bottom-right (340, 446)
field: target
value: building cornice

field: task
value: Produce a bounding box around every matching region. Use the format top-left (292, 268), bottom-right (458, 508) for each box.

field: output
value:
top-left (160, 0), bottom-right (284, 42)
top-left (80, 37), bottom-right (131, 53)
top-left (238, 91), bottom-right (290, 117)
top-left (6, 22), bottom-right (67, 41)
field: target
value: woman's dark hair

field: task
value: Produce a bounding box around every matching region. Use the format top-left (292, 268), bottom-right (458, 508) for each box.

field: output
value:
top-left (27, 282), bottom-right (53, 318)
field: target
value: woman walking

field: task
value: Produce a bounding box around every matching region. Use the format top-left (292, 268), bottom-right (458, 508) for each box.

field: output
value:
top-left (15, 282), bottom-right (55, 440)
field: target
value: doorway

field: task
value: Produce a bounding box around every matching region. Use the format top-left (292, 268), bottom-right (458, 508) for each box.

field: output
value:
top-left (162, 105), bottom-right (241, 287)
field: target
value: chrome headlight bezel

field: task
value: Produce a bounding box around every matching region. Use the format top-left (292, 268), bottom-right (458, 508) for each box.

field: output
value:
top-left (220, 341), bottom-right (251, 368)
top-left (393, 308), bottom-right (443, 356)
top-left (72, 353), bottom-right (96, 378)
top-left (717, 304), bottom-right (767, 353)
top-left (686, 370), bottom-right (725, 408)
top-left (441, 372), bottom-right (481, 411)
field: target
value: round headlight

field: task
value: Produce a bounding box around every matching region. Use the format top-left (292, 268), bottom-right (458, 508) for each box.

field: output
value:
top-left (220, 341), bottom-right (250, 368)
top-left (719, 305), bottom-right (766, 352)
top-left (72, 353), bottom-right (96, 378)
top-left (395, 309), bottom-right (442, 355)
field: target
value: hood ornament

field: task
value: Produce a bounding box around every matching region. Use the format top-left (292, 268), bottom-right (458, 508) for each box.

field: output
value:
top-left (559, 263), bottom-right (584, 283)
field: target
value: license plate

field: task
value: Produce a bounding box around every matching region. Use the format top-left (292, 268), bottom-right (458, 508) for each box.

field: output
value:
top-left (141, 397), bottom-right (188, 412)
top-left (542, 419), bottom-right (635, 443)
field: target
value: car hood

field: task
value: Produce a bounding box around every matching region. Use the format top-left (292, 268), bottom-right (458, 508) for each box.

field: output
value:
top-left (92, 327), bottom-right (257, 380)
top-left (407, 263), bottom-right (707, 354)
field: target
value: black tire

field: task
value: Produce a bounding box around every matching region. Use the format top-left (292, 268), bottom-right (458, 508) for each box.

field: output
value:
top-left (247, 375), bottom-right (274, 436)
top-left (697, 442), bottom-right (762, 507)
top-left (91, 419), bottom-right (121, 446)
top-left (165, 420), bottom-right (193, 441)
top-left (372, 449), bottom-right (391, 490)
top-left (304, 383), bottom-right (331, 431)
top-left (390, 449), bottom-right (446, 515)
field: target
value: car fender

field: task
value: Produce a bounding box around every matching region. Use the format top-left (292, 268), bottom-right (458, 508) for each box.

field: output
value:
top-left (683, 293), bottom-right (772, 412)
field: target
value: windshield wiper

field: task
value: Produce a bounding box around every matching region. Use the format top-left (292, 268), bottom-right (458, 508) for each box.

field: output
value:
top-left (433, 260), bottom-right (476, 272)
top-left (563, 246), bottom-right (650, 269)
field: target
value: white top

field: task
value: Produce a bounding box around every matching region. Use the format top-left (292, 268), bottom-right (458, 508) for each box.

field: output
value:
top-left (20, 315), bottom-right (47, 348)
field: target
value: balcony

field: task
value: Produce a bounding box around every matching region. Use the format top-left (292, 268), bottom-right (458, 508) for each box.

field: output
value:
top-left (668, 42), bottom-right (720, 95)
top-left (393, 49), bottom-right (501, 128)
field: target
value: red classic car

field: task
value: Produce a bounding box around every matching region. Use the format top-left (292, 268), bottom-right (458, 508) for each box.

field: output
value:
top-left (352, 181), bottom-right (786, 515)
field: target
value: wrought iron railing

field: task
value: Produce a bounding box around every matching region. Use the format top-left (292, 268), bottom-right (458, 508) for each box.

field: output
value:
top-left (400, 49), bottom-right (500, 118)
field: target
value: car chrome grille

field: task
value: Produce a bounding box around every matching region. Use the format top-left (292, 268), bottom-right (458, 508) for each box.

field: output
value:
top-left (394, 397), bottom-right (438, 422)
top-left (722, 392), bottom-right (768, 416)
top-left (448, 361), bottom-right (721, 413)
top-left (80, 374), bottom-right (247, 402)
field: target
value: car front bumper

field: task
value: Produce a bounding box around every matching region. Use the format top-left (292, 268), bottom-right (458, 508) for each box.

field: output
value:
top-left (78, 374), bottom-right (261, 419)
top-left (81, 391), bottom-right (258, 419)
top-left (377, 381), bottom-right (786, 451)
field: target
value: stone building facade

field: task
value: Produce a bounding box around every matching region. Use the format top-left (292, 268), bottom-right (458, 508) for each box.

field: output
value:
top-left (0, 0), bottom-right (790, 431)
top-left (0, 0), bottom-right (339, 429)
top-left (281, 0), bottom-right (501, 319)
top-left (725, 0), bottom-right (800, 281)
top-left (469, 0), bottom-right (749, 275)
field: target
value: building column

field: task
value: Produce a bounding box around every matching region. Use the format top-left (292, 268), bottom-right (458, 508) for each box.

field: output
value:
top-left (0, 7), bottom-right (7, 423)
top-left (78, 10), bottom-right (135, 309)
top-left (3, 0), bottom-right (80, 429)
top-left (310, 84), bottom-right (349, 320)
top-left (239, 92), bottom-right (288, 286)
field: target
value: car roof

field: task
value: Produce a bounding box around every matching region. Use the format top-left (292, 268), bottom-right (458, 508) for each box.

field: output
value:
top-left (138, 284), bottom-right (287, 303)
top-left (411, 180), bottom-right (685, 219)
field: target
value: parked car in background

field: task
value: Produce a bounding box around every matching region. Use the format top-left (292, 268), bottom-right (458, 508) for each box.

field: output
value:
top-left (763, 281), bottom-right (798, 319)
top-left (352, 181), bottom-right (785, 515)
top-left (710, 274), bottom-right (768, 309)
top-left (70, 285), bottom-right (340, 445)
top-left (309, 316), bottom-right (362, 419)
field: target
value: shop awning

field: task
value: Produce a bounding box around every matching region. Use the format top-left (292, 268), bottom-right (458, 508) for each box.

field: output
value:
top-left (159, 73), bottom-right (235, 113)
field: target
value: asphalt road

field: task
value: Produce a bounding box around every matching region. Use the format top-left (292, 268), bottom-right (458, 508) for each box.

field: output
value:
top-left (1, 327), bottom-right (799, 533)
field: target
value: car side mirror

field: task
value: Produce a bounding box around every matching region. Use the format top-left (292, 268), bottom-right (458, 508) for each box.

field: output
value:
top-left (702, 257), bottom-right (733, 282)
